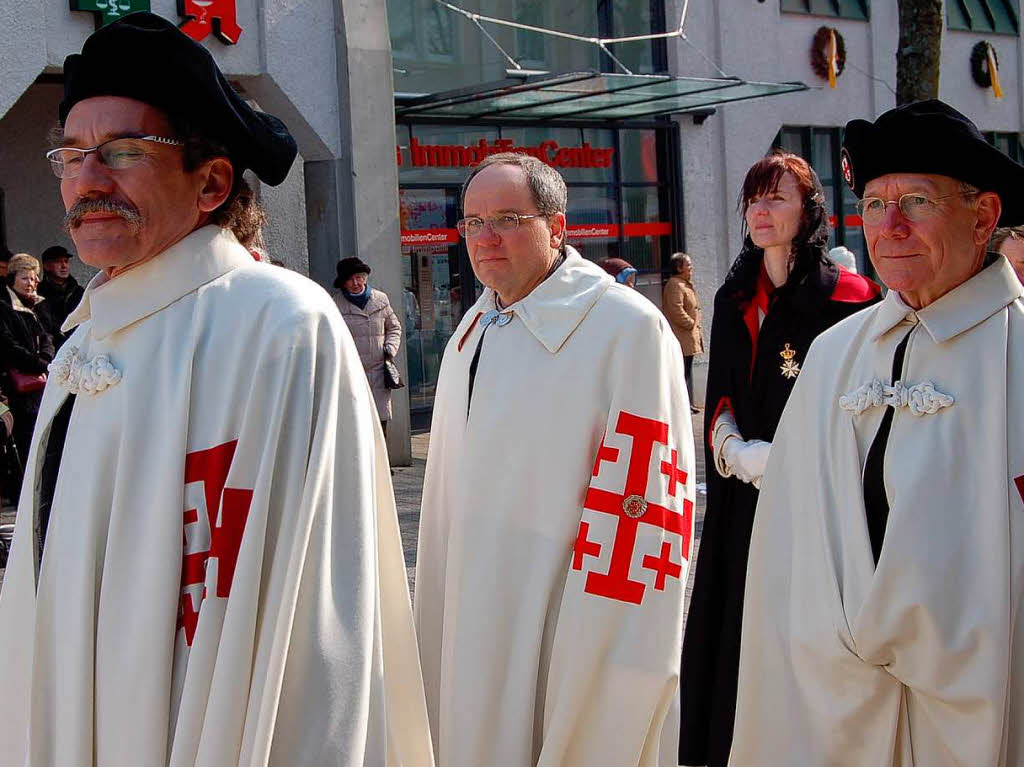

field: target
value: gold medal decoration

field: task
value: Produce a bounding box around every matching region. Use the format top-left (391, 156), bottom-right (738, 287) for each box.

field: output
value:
top-left (780, 343), bottom-right (800, 379)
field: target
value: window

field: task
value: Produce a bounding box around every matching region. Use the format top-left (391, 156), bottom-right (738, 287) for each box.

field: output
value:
top-left (389, 0), bottom-right (666, 94)
top-left (515, 0), bottom-right (547, 68)
top-left (948, 0), bottom-right (1019, 34)
top-left (984, 131), bottom-right (1024, 162)
top-left (388, 0), bottom-right (457, 62)
top-left (781, 0), bottom-right (869, 20)
top-left (774, 126), bottom-right (871, 277)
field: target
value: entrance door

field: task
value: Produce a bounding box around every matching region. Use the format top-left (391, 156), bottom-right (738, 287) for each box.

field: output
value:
top-left (399, 186), bottom-right (476, 423)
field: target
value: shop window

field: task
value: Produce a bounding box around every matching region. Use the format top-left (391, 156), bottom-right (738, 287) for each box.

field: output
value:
top-left (774, 126), bottom-right (871, 276)
top-left (984, 131), bottom-right (1024, 161)
top-left (780, 0), bottom-right (869, 20)
top-left (948, 0), bottom-right (1019, 34)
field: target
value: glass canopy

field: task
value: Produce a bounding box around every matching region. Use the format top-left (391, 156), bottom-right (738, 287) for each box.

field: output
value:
top-left (395, 71), bottom-right (808, 121)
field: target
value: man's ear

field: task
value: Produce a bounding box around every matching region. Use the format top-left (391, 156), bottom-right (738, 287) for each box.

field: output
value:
top-left (549, 212), bottom-right (566, 250)
top-left (974, 191), bottom-right (1002, 246)
top-left (197, 157), bottom-right (235, 214)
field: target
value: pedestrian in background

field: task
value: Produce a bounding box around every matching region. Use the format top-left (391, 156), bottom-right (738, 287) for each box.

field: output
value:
top-left (662, 251), bottom-right (703, 412)
top-left (599, 256), bottom-right (638, 286)
top-left (0, 254), bottom-right (57, 459)
top-left (38, 245), bottom-right (85, 344)
top-left (828, 244), bottom-right (859, 273)
top-left (332, 256), bottom-right (402, 435)
top-left (990, 225), bottom-right (1024, 284)
top-left (678, 151), bottom-right (880, 767)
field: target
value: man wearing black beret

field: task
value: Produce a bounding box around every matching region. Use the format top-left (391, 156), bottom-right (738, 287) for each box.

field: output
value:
top-left (0, 13), bottom-right (432, 767)
top-left (732, 99), bottom-right (1024, 765)
top-left (37, 245), bottom-right (85, 341)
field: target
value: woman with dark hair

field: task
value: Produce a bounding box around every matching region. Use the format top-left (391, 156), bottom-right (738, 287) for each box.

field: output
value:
top-left (0, 254), bottom-right (58, 459)
top-left (678, 152), bottom-right (881, 767)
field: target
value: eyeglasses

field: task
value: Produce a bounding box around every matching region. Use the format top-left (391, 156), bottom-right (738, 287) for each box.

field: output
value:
top-left (45, 135), bottom-right (184, 179)
top-left (855, 192), bottom-right (976, 226)
top-left (456, 212), bottom-right (546, 238)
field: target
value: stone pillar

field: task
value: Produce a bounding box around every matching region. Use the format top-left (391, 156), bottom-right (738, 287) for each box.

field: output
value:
top-left (304, 0), bottom-right (411, 464)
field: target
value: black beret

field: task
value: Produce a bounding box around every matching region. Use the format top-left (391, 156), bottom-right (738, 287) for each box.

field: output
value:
top-left (842, 99), bottom-right (1024, 226)
top-left (334, 257), bottom-right (371, 288)
top-left (41, 246), bottom-right (73, 262)
top-left (60, 12), bottom-right (297, 186)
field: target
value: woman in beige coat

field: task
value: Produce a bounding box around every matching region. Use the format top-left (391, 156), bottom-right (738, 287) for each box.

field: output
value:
top-left (332, 257), bottom-right (402, 432)
top-left (662, 252), bottom-right (703, 412)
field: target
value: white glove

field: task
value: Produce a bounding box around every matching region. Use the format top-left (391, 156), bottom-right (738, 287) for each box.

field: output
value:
top-left (721, 438), bottom-right (772, 488)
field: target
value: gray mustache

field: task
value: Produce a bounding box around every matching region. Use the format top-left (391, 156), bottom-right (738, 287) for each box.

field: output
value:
top-left (64, 198), bottom-right (142, 233)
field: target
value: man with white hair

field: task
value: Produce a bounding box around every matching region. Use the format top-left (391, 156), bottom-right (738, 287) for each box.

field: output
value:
top-left (732, 99), bottom-right (1024, 765)
top-left (416, 152), bottom-right (695, 767)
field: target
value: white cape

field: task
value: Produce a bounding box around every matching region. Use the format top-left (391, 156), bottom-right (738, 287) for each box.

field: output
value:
top-left (415, 248), bottom-right (695, 767)
top-left (732, 256), bottom-right (1024, 766)
top-left (0, 226), bottom-right (433, 767)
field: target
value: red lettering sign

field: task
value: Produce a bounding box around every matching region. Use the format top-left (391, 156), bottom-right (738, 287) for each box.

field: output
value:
top-left (400, 228), bottom-right (460, 246)
top-left (178, 0), bottom-right (242, 44)
top-left (397, 138), bottom-right (615, 170)
top-left (176, 440), bottom-right (253, 646)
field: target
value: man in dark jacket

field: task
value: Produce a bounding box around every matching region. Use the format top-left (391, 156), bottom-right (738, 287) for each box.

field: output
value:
top-left (37, 246), bottom-right (85, 340)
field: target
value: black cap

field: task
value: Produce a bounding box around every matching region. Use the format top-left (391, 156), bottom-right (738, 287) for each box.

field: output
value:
top-left (842, 99), bottom-right (1024, 226)
top-left (60, 12), bottom-right (297, 186)
top-left (334, 257), bottom-right (371, 288)
top-left (41, 246), bottom-right (73, 262)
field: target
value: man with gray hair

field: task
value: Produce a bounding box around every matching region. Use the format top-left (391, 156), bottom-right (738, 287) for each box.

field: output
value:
top-left (415, 152), bottom-right (695, 767)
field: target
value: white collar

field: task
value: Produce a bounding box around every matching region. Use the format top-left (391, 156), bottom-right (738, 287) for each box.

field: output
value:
top-left (64, 226), bottom-right (253, 339)
top-left (478, 245), bottom-right (612, 354)
top-left (868, 254), bottom-right (1024, 344)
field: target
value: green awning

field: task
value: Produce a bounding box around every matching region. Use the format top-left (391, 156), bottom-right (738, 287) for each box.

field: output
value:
top-left (395, 71), bottom-right (808, 122)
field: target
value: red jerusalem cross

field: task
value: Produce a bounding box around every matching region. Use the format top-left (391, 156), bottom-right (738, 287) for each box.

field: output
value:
top-left (176, 440), bottom-right (253, 646)
top-left (179, 0), bottom-right (243, 44)
top-left (575, 411), bottom-right (693, 605)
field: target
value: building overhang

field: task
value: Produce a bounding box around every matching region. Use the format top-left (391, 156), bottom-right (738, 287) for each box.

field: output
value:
top-left (394, 70), bottom-right (808, 122)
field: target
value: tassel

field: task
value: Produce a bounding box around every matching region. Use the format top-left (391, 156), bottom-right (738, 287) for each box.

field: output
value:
top-left (987, 43), bottom-right (1003, 99)
top-left (827, 29), bottom-right (838, 90)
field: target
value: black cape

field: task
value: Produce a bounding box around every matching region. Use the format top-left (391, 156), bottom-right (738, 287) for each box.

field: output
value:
top-left (678, 252), bottom-right (880, 767)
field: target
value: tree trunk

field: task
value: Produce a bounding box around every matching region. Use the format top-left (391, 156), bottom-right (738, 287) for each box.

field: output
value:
top-left (896, 0), bottom-right (943, 105)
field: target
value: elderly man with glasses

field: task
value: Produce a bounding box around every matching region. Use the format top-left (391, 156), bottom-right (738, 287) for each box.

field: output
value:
top-left (730, 99), bottom-right (1024, 765)
top-left (0, 13), bottom-right (433, 767)
top-left (415, 152), bottom-right (695, 767)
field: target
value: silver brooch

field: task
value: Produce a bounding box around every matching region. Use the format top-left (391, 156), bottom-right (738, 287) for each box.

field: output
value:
top-left (480, 309), bottom-right (514, 328)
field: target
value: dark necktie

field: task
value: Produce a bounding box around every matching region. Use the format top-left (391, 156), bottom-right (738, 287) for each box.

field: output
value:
top-left (862, 329), bottom-right (913, 565)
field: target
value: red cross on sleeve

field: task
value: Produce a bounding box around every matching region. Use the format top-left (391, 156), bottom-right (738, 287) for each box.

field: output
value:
top-left (574, 411), bottom-right (694, 605)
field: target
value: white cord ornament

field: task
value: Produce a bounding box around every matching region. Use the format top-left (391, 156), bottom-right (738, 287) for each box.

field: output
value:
top-left (48, 345), bottom-right (122, 395)
top-left (839, 379), bottom-right (953, 417)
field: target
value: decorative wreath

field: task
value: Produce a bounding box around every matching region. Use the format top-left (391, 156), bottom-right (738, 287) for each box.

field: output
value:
top-left (810, 26), bottom-right (846, 81)
top-left (971, 40), bottom-right (999, 88)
